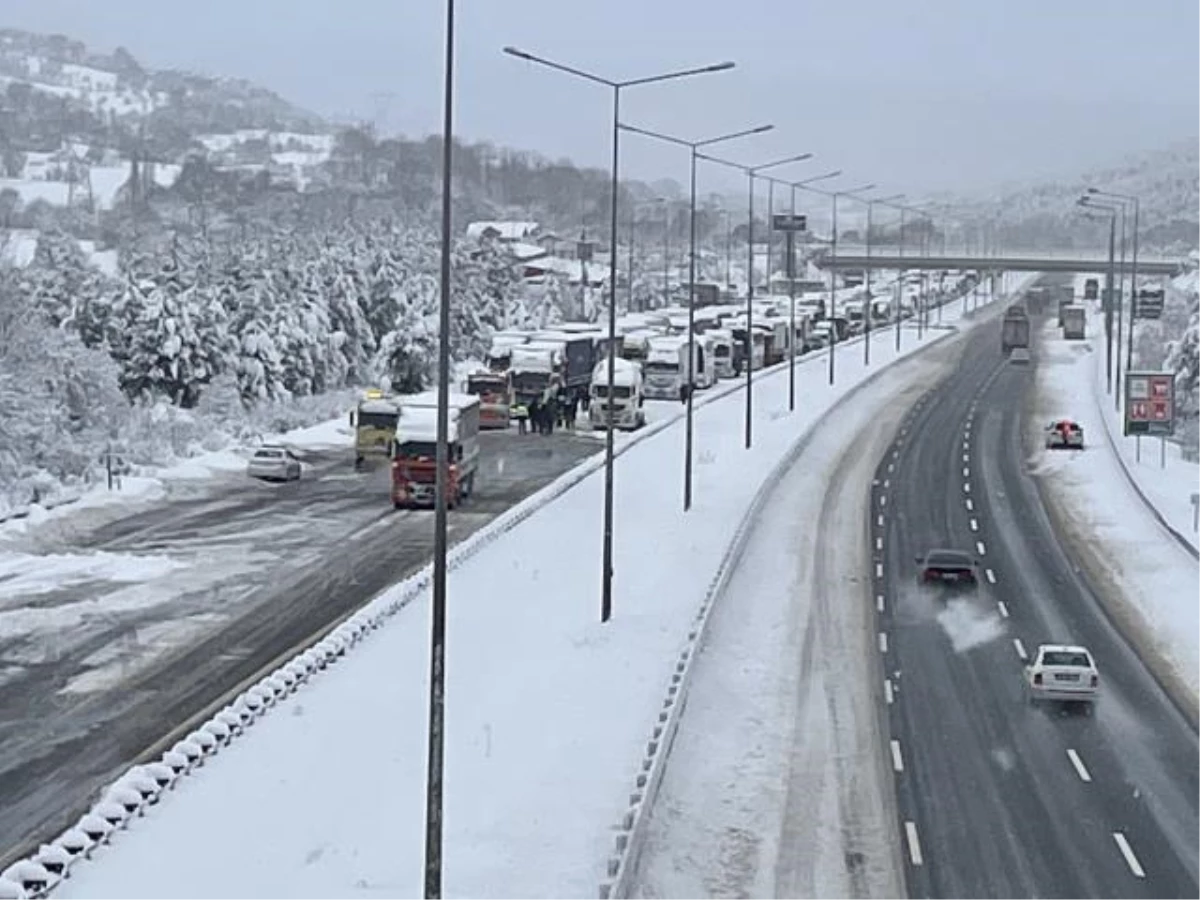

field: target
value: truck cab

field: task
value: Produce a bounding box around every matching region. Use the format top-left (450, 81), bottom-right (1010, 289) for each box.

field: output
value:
top-left (350, 390), bottom-right (401, 468)
top-left (465, 370), bottom-right (513, 429)
top-left (589, 357), bottom-right (646, 431)
top-left (390, 392), bottom-right (481, 509)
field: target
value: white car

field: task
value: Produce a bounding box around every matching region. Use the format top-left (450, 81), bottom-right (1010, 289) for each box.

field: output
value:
top-left (247, 446), bottom-right (302, 482)
top-left (1026, 643), bottom-right (1099, 710)
top-left (1009, 347), bottom-right (1031, 365)
top-left (1045, 419), bottom-right (1084, 449)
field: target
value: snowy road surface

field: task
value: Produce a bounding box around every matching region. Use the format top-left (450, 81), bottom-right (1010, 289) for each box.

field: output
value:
top-left (0, 429), bottom-right (600, 868)
top-left (44, 288), bottom-right (1003, 899)
top-left (879, 278), bottom-right (1198, 897)
top-left (628, 319), bottom-right (977, 897)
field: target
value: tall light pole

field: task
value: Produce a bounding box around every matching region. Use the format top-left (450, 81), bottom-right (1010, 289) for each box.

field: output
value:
top-left (1079, 196), bottom-right (1119, 394)
top-left (425, 2), bottom-right (456, 896)
top-left (863, 192), bottom-right (904, 365)
top-left (503, 46), bottom-right (734, 624)
top-left (796, 180), bottom-right (876, 384)
top-left (696, 149), bottom-right (815, 448)
top-left (1090, 187), bottom-right (1139, 407)
top-left (618, 120), bottom-right (773, 511)
top-left (660, 197), bottom-right (670, 308)
top-left (786, 169), bottom-right (842, 407)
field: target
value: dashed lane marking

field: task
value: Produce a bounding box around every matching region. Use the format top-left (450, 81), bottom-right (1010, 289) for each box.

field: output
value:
top-left (879, 632), bottom-right (889, 653)
top-left (876, 594), bottom-right (885, 612)
top-left (965, 498), bottom-right (974, 512)
top-left (1067, 748), bottom-right (1092, 783)
top-left (877, 514), bottom-right (884, 527)
top-left (888, 462), bottom-right (895, 473)
top-left (962, 453), bottom-right (969, 463)
top-left (1112, 832), bottom-right (1146, 879)
top-left (997, 600), bottom-right (1009, 618)
top-left (986, 568), bottom-right (996, 584)
top-left (905, 822), bottom-right (924, 866)
top-left (964, 483), bottom-right (972, 494)
top-left (1013, 638), bottom-right (1028, 661)
top-left (876, 562), bottom-right (884, 578)
top-left (880, 494), bottom-right (888, 507)
top-left (891, 739), bottom-right (905, 772)
top-left (883, 478), bottom-right (891, 488)
top-left (963, 466), bottom-right (970, 477)
top-left (970, 518), bottom-right (979, 532)
top-left (885, 678), bottom-right (894, 704)
top-left (876, 536), bottom-right (884, 551)
top-left (976, 540), bottom-right (986, 556)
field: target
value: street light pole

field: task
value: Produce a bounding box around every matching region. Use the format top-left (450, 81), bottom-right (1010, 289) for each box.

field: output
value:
top-left (1089, 188), bottom-right (1140, 408)
top-left (617, 120), bottom-right (772, 511)
top-left (424, 2), bottom-right (455, 896)
top-left (862, 193), bottom-right (904, 366)
top-left (503, 46), bottom-right (734, 624)
top-left (662, 198), bottom-right (670, 308)
top-left (1080, 196), bottom-right (1119, 394)
top-left (697, 149), bottom-right (815, 448)
top-left (784, 169), bottom-right (842, 405)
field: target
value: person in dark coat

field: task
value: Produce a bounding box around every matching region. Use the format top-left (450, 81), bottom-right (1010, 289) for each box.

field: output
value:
top-left (563, 393), bottom-right (578, 430)
top-left (542, 394), bottom-right (558, 434)
top-left (527, 397), bottom-right (541, 436)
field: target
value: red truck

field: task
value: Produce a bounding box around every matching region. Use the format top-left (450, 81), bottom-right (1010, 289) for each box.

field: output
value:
top-left (465, 370), bottom-right (512, 429)
top-left (391, 392), bottom-right (482, 509)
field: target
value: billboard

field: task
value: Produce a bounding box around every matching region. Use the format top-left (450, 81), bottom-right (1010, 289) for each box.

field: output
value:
top-left (1124, 371), bottom-right (1175, 436)
top-left (771, 214), bottom-right (807, 232)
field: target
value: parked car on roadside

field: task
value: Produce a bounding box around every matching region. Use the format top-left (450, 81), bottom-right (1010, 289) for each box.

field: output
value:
top-left (247, 446), bottom-right (302, 482)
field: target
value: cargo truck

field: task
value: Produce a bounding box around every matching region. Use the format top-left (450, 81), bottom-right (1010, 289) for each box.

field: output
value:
top-left (1061, 305), bottom-right (1086, 340)
top-left (1000, 312), bottom-right (1031, 354)
top-left (589, 357), bottom-right (646, 431)
top-left (350, 389), bottom-right (401, 468)
top-left (465, 370), bottom-right (513, 429)
top-left (390, 392), bottom-right (481, 509)
top-left (1083, 278), bottom-right (1099, 301)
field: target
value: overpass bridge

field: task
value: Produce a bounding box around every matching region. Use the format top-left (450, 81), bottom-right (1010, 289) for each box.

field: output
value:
top-left (810, 247), bottom-right (1185, 277)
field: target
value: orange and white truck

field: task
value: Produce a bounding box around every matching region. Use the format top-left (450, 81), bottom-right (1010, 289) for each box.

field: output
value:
top-left (465, 370), bottom-right (513, 429)
top-left (390, 391), bottom-right (481, 509)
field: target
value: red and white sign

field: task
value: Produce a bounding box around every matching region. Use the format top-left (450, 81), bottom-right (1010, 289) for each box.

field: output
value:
top-left (1124, 372), bottom-right (1175, 436)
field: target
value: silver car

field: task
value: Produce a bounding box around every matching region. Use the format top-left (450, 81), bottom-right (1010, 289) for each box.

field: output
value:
top-left (247, 446), bottom-right (302, 482)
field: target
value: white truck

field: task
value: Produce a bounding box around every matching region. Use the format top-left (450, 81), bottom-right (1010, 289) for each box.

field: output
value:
top-left (707, 329), bottom-right (736, 379)
top-left (589, 357), bottom-right (646, 430)
top-left (643, 335), bottom-right (698, 400)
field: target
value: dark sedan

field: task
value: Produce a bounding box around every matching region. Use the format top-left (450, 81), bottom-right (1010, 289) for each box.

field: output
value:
top-left (916, 549), bottom-right (979, 586)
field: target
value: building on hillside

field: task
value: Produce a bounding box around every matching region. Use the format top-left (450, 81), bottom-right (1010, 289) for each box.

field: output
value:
top-left (465, 220), bottom-right (540, 243)
top-left (520, 255), bottom-right (607, 288)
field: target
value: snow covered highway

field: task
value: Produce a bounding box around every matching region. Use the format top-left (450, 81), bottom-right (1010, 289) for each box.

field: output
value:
top-left (0, 429), bottom-right (599, 872)
top-left (877, 281), bottom-right (1198, 897)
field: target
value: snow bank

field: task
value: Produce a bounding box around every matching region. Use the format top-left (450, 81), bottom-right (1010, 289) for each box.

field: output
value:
top-left (48, 283), bottom-right (1013, 900)
top-left (1031, 319), bottom-right (1199, 702)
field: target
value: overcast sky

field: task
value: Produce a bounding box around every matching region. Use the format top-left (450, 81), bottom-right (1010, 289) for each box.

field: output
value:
top-left (4, 0), bottom-right (1197, 197)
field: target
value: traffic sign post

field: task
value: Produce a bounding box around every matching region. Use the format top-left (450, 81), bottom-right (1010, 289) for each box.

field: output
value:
top-left (772, 213), bottom-right (807, 232)
top-left (1123, 371), bottom-right (1175, 437)
top-left (1134, 287), bottom-right (1165, 320)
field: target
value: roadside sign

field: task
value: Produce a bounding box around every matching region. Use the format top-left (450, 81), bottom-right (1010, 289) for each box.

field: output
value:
top-left (772, 214), bottom-right (807, 232)
top-left (1124, 371), bottom-right (1175, 436)
top-left (1134, 287), bottom-right (1165, 320)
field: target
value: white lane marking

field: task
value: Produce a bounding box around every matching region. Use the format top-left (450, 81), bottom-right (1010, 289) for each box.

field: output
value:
top-left (890, 739), bottom-right (905, 772)
top-left (880, 494), bottom-right (888, 507)
top-left (1067, 748), bottom-right (1092, 783)
top-left (883, 478), bottom-right (891, 488)
top-left (964, 483), bottom-right (971, 494)
top-left (892, 449), bottom-right (899, 459)
top-left (888, 462), bottom-right (895, 473)
top-left (970, 518), bottom-right (979, 532)
top-left (905, 821), bottom-right (924, 866)
top-left (876, 594), bottom-right (885, 612)
top-left (976, 540), bottom-right (986, 556)
top-left (965, 498), bottom-right (974, 511)
top-left (875, 562), bottom-right (884, 578)
top-left (962, 466), bottom-right (970, 477)
top-left (997, 600), bottom-right (1009, 618)
top-left (1013, 638), bottom-right (1028, 661)
top-left (1112, 832), bottom-right (1146, 878)
top-left (879, 632), bottom-right (889, 653)
top-left (884, 678), bottom-right (894, 704)
top-left (876, 536), bottom-right (884, 551)
top-left (877, 514), bottom-right (885, 527)
top-left (986, 568), bottom-right (996, 584)
top-left (962, 453), bottom-right (969, 463)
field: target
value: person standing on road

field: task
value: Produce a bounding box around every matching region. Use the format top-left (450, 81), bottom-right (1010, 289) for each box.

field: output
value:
top-left (563, 393), bottom-right (578, 431)
top-left (514, 402), bottom-right (529, 435)
top-left (527, 397), bottom-right (541, 436)
top-left (543, 393), bottom-right (558, 435)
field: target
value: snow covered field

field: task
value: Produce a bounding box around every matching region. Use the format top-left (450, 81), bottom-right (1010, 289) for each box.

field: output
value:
top-left (1031, 318), bottom-right (1199, 705)
top-left (44, 291), bottom-right (1006, 900)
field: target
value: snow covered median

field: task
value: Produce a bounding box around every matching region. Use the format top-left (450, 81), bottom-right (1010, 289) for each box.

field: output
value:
top-left (45, 293), bottom-right (1006, 900)
top-left (1030, 318), bottom-right (1199, 709)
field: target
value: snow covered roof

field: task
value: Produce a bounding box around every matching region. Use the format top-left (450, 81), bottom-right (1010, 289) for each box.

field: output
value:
top-left (398, 407), bottom-right (459, 443)
top-left (402, 391), bottom-right (479, 412)
top-left (508, 242), bottom-right (549, 262)
top-left (466, 221), bottom-right (540, 241)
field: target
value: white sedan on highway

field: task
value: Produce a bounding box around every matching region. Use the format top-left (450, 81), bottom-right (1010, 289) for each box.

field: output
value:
top-left (1025, 643), bottom-right (1099, 711)
top-left (247, 446), bottom-right (302, 482)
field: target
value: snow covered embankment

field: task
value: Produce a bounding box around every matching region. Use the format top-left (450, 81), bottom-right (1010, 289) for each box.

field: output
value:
top-left (36, 286), bottom-right (1012, 900)
top-left (1031, 317), bottom-right (1199, 712)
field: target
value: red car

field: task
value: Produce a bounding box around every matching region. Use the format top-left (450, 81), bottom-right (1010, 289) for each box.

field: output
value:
top-left (1045, 419), bottom-right (1084, 450)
